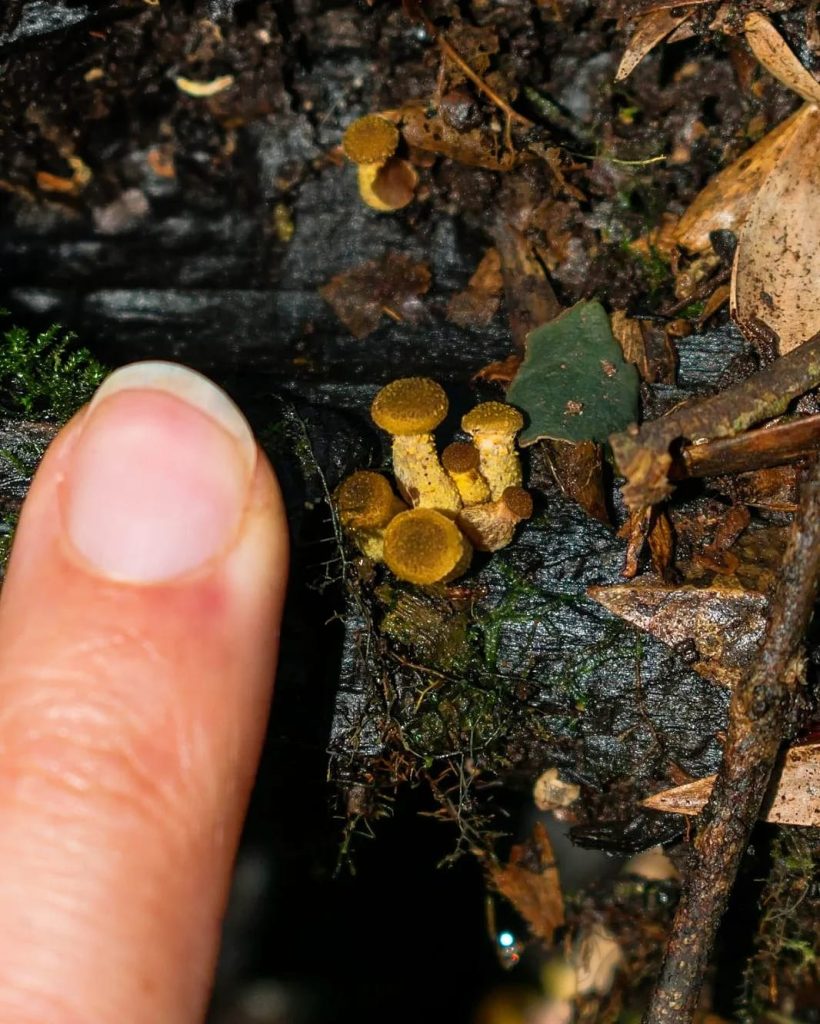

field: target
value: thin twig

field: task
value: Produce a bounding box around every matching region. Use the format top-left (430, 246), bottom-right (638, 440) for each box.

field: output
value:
top-left (644, 456), bottom-right (820, 1024)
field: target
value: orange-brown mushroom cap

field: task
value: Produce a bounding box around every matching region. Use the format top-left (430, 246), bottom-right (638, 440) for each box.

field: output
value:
top-left (383, 508), bottom-right (470, 584)
top-left (441, 441), bottom-right (481, 474)
top-left (371, 378), bottom-right (448, 436)
top-left (462, 401), bottom-right (524, 436)
top-left (342, 115), bottom-right (400, 165)
top-left (335, 471), bottom-right (399, 530)
top-left (501, 486), bottom-right (533, 522)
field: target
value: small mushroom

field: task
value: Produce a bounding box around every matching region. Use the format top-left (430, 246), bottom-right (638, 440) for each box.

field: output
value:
top-left (383, 508), bottom-right (472, 585)
top-left (334, 470), bottom-right (406, 561)
top-left (461, 401), bottom-right (524, 499)
top-left (341, 114), bottom-right (417, 213)
top-left (441, 441), bottom-right (491, 505)
top-left (457, 486), bottom-right (533, 552)
top-left (371, 378), bottom-right (462, 513)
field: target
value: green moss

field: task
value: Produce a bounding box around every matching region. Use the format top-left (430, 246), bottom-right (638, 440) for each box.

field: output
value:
top-left (0, 316), bottom-right (106, 424)
top-left (378, 585), bottom-right (473, 674)
top-left (738, 827), bottom-right (820, 1021)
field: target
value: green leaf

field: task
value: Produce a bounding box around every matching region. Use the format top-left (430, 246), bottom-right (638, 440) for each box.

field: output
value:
top-left (507, 301), bottom-right (639, 445)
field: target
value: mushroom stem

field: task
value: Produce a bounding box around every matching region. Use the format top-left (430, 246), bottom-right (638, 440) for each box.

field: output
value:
top-left (462, 402), bottom-right (524, 500)
top-left (442, 441), bottom-right (491, 505)
top-left (392, 433), bottom-right (462, 512)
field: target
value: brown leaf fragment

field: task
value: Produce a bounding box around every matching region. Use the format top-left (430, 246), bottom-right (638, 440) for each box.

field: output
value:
top-left (488, 823), bottom-right (564, 946)
top-left (643, 742), bottom-right (820, 826)
top-left (472, 353), bottom-right (522, 386)
top-left (538, 439), bottom-right (609, 524)
top-left (730, 104), bottom-right (820, 356)
top-left (588, 576), bottom-right (768, 687)
top-left (743, 13), bottom-right (820, 105)
top-left (320, 252), bottom-right (431, 339)
top-left (447, 248), bottom-right (504, 328)
top-left (693, 504), bottom-right (750, 575)
top-left (611, 311), bottom-right (676, 384)
top-left (615, 8), bottom-right (693, 82)
top-left (398, 105), bottom-right (521, 172)
top-left (674, 105), bottom-right (808, 255)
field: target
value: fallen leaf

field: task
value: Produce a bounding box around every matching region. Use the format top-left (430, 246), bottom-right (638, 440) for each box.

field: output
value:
top-left (320, 252), bottom-right (431, 339)
top-left (588, 570), bottom-right (770, 688)
top-left (447, 248), bottom-right (504, 328)
top-left (643, 742), bottom-right (820, 826)
top-left (674, 105), bottom-right (808, 254)
top-left (615, 8), bottom-right (693, 82)
top-left (743, 12), bottom-right (820, 105)
top-left (730, 104), bottom-right (820, 354)
top-left (508, 302), bottom-right (639, 446)
top-left (488, 822), bottom-right (564, 945)
top-left (472, 353), bottom-right (522, 385)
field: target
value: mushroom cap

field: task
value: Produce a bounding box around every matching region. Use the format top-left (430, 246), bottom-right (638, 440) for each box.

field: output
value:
top-left (462, 401), bottom-right (524, 436)
top-left (501, 486), bottom-right (533, 522)
top-left (371, 377), bottom-right (448, 435)
top-left (441, 441), bottom-right (480, 474)
top-left (342, 115), bottom-right (400, 165)
top-left (383, 508), bottom-right (468, 585)
top-left (335, 470), bottom-right (398, 529)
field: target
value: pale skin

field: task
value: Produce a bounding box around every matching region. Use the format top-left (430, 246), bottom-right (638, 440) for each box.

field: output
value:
top-left (0, 362), bottom-right (289, 1024)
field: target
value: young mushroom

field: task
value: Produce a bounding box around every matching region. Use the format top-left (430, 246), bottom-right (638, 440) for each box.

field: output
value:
top-left (371, 377), bottom-right (462, 513)
top-left (334, 470), bottom-right (406, 561)
top-left (457, 486), bottom-right (533, 552)
top-left (383, 508), bottom-right (472, 585)
top-left (341, 114), bottom-right (417, 213)
top-left (441, 441), bottom-right (491, 506)
top-left (461, 402), bottom-right (524, 500)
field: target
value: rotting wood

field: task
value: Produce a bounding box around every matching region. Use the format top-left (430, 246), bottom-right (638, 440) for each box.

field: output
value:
top-left (643, 456), bottom-right (820, 1024)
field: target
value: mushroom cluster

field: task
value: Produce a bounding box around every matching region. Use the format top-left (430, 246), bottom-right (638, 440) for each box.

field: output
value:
top-left (334, 377), bottom-right (532, 585)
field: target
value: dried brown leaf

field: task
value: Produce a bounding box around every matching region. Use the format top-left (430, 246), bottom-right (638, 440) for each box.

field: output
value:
top-left (674, 105), bottom-right (808, 254)
top-left (488, 822), bottom-right (564, 946)
top-left (588, 575), bottom-right (769, 687)
top-left (615, 8), bottom-right (693, 82)
top-left (744, 12), bottom-right (820, 105)
top-left (447, 248), bottom-right (504, 328)
top-left (320, 252), bottom-right (431, 339)
top-left (643, 742), bottom-right (820, 825)
top-left (730, 104), bottom-right (820, 354)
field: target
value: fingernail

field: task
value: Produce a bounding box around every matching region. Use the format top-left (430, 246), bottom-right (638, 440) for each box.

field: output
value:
top-left (62, 362), bottom-right (257, 583)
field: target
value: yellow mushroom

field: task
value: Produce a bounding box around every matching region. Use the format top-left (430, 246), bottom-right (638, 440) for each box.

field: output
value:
top-left (334, 470), bottom-right (406, 561)
top-left (341, 114), bottom-right (416, 213)
top-left (371, 378), bottom-right (462, 513)
top-left (441, 441), bottom-right (491, 506)
top-left (461, 402), bottom-right (524, 499)
top-left (342, 115), bottom-right (400, 166)
top-left (457, 486), bottom-right (533, 552)
top-left (383, 508), bottom-right (472, 585)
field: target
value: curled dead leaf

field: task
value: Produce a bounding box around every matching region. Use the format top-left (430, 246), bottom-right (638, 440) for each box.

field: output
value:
top-left (744, 12), bottom-right (820, 105)
top-left (615, 8), bottom-right (693, 82)
top-left (730, 104), bottom-right (820, 354)
top-left (674, 105), bottom-right (807, 254)
top-left (643, 742), bottom-right (820, 826)
top-left (488, 823), bottom-right (564, 946)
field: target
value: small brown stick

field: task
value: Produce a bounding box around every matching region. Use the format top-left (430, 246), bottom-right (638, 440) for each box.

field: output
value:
top-left (611, 330), bottom-right (820, 508)
top-left (674, 412), bottom-right (820, 479)
top-left (643, 455), bottom-right (820, 1024)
